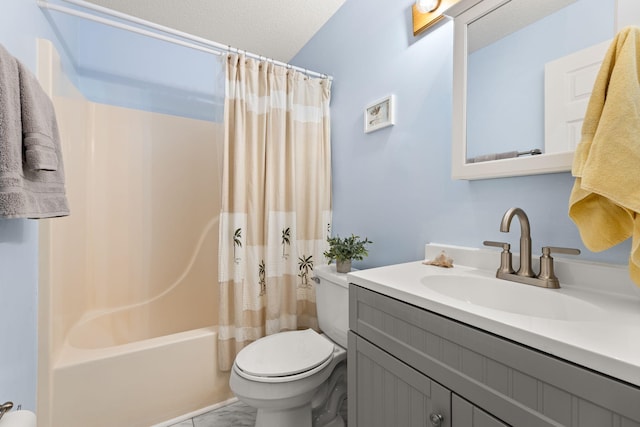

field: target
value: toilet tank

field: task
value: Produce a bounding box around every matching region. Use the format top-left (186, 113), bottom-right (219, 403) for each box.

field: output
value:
top-left (314, 265), bottom-right (351, 349)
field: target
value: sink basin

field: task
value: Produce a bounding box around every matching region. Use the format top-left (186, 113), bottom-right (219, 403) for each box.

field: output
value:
top-left (421, 275), bottom-right (604, 321)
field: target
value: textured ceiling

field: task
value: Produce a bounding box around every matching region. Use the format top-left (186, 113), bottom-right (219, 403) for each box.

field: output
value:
top-left (83, 0), bottom-right (346, 63)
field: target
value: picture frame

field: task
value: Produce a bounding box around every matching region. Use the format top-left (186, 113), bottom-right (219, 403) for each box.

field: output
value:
top-left (364, 95), bottom-right (395, 133)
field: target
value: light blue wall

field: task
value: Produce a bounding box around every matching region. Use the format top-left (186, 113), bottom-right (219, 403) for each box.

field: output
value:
top-left (0, 0), bottom-right (62, 412)
top-left (292, 0), bottom-right (631, 269)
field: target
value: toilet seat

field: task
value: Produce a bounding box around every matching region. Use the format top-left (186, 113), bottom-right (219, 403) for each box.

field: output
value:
top-left (234, 329), bottom-right (335, 383)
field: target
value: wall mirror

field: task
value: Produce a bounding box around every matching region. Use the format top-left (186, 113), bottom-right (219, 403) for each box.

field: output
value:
top-left (447, 0), bottom-right (615, 180)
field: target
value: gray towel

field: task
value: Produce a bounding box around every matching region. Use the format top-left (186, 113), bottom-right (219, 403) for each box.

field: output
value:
top-left (0, 44), bottom-right (69, 218)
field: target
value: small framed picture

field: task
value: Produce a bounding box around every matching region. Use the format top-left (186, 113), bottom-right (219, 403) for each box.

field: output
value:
top-left (364, 95), bottom-right (395, 133)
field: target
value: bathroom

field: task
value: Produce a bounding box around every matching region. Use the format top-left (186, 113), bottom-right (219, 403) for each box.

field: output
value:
top-left (1, 0), bottom-right (639, 426)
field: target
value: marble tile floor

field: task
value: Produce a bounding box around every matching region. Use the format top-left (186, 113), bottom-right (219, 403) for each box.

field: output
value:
top-left (169, 399), bottom-right (348, 427)
top-left (169, 401), bottom-right (256, 427)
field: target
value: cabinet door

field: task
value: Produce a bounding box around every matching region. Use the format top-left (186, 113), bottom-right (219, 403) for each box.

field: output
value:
top-left (452, 394), bottom-right (509, 427)
top-left (349, 332), bottom-right (450, 427)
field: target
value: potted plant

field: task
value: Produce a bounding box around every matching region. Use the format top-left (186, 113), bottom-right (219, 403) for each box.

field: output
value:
top-left (323, 234), bottom-right (373, 273)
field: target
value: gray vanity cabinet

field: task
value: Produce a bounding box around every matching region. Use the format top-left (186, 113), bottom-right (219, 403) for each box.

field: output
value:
top-left (348, 284), bottom-right (640, 427)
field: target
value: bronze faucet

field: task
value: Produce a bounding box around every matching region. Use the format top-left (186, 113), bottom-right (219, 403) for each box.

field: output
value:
top-left (499, 207), bottom-right (535, 278)
top-left (485, 208), bottom-right (580, 289)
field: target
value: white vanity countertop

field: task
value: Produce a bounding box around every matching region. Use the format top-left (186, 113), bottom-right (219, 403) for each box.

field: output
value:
top-left (347, 245), bottom-right (640, 388)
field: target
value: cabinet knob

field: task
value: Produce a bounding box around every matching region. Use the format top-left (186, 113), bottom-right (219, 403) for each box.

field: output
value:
top-left (429, 412), bottom-right (444, 426)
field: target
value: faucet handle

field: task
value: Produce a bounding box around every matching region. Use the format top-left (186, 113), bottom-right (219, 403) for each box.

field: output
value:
top-left (542, 246), bottom-right (581, 256)
top-left (538, 246), bottom-right (581, 289)
top-left (483, 240), bottom-right (510, 250)
top-left (483, 241), bottom-right (515, 275)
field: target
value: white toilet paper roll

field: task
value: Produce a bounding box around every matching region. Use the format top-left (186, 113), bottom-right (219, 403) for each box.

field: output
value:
top-left (0, 411), bottom-right (37, 427)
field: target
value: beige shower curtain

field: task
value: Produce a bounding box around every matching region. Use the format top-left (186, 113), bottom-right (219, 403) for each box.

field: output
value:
top-left (218, 54), bottom-right (332, 371)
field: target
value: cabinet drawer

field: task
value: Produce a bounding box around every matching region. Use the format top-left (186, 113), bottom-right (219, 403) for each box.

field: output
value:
top-left (349, 284), bottom-right (640, 427)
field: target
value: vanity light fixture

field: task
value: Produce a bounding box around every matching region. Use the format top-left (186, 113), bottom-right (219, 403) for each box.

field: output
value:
top-left (412, 0), bottom-right (460, 36)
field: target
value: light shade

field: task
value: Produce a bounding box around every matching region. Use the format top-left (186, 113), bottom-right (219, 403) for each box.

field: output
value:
top-left (416, 0), bottom-right (440, 13)
top-left (412, 0), bottom-right (462, 36)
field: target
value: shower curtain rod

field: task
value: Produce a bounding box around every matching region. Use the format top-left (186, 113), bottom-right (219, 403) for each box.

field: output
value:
top-left (36, 0), bottom-right (333, 81)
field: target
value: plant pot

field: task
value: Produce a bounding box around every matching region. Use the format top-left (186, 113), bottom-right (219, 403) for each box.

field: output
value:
top-left (336, 260), bottom-right (352, 273)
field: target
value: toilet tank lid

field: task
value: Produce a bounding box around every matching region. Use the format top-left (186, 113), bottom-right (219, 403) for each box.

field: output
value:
top-left (313, 264), bottom-right (356, 288)
top-left (235, 329), bottom-right (334, 378)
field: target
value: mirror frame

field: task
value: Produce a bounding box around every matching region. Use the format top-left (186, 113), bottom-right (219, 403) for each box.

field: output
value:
top-left (446, 0), bottom-right (576, 180)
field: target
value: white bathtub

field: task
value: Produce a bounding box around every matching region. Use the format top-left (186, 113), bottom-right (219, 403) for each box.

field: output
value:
top-left (51, 324), bottom-right (232, 427)
top-left (47, 214), bottom-right (232, 427)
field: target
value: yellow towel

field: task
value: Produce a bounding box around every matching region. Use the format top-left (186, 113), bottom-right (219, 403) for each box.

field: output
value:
top-left (569, 26), bottom-right (640, 287)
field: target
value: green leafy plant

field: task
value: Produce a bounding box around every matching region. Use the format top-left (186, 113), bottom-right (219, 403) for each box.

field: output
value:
top-left (323, 234), bottom-right (372, 264)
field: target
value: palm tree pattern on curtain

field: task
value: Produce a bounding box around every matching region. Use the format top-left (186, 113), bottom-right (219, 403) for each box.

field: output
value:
top-left (233, 228), bottom-right (242, 264)
top-left (282, 227), bottom-right (291, 260)
top-left (218, 54), bottom-right (332, 371)
top-left (258, 260), bottom-right (266, 296)
top-left (298, 255), bottom-right (313, 288)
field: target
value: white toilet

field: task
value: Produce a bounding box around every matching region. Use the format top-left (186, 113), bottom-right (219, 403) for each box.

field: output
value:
top-left (229, 264), bottom-right (350, 427)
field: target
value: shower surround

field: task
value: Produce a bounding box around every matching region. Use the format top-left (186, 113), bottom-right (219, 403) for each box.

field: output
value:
top-left (37, 40), bottom-right (232, 427)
